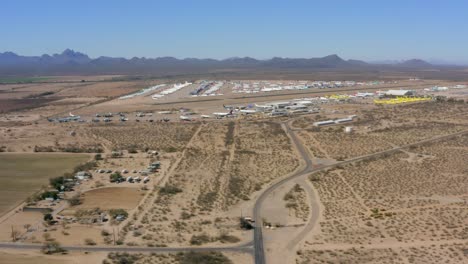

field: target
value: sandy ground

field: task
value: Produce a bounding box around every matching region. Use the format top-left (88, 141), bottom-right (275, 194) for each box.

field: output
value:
top-left (73, 187), bottom-right (143, 211)
top-left (0, 76), bottom-right (466, 263)
top-left (293, 102), bottom-right (468, 264)
top-left (0, 211), bottom-right (43, 241)
top-left (0, 249), bottom-right (106, 264)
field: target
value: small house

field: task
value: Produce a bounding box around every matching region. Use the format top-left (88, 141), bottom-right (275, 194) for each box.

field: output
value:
top-left (75, 171), bottom-right (92, 180)
top-left (384, 90), bottom-right (415, 97)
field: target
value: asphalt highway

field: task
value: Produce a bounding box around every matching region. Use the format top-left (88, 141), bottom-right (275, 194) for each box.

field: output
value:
top-left (0, 120), bottom-right (466, 264)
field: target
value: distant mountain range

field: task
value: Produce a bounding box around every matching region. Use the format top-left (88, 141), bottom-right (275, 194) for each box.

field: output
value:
top-left (0, 49), bottom-right (457, 76)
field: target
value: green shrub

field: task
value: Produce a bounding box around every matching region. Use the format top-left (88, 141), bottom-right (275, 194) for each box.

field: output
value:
top-left (84, 238), bottom-right (96, 245)
top-left (108, 209), bottom-right (128, 219)
top-left (43, 213), bottom-right (53, 222)
top-left (159, 185), bottom-right (182, 195)
top-left (41, 241), bottom-right (66, 255)
top-left (68, 194), bottom-right (81, 206)
top-left (109, 172), bottom-right (123, 182)
top-left (177, 251), bottom-right (232, 264)
top-left (189, 234), bottom-right (211, 245)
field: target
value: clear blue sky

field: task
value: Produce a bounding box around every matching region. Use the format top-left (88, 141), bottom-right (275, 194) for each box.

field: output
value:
top-left (1, 0), bottom-right (467, 63)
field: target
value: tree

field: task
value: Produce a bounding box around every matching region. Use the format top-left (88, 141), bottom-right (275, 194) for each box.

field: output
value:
top-left (109, 172), bottom-right (123, 183)
top-left (84, 238), bottom-right (96, 245)
top-left (68, 193), bottom-right (81, 206)
top-left (40, 191), bottom-right (59, 200)
top-left (49, 176), bottom-right (65, 191)
top-left (42, 241), bottom-right (66, 254)
top-left (108, 209), bottom-right (128, 219)
top-left (44, 213), bottom-right (53, 222)
top-left (94, 153), bottom-right (103, 160)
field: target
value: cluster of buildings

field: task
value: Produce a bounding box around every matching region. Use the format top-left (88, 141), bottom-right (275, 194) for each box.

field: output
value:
top-left (201, 98), bottom-right (323, 119)
top-left (231, 80), bottom-right (392, 94)
top-left (190, 81), bottom-right (224, 97)
top-left (119, 84), bottom-right (166, 100)
top-left (313, 115), bottom-right (358, 127)
top-left (152, 82), bottom-right (192, 100)
top-left (423, 85), bottom-right (467, 92)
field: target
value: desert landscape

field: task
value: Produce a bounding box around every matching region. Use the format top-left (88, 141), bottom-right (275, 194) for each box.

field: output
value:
top-left (3, 2), bottom-right (468, 259)
top-left (0, 70), bottom-right (466, 264)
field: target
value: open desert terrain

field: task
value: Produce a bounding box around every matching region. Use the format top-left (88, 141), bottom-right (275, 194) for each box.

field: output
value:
top-left (0, 74), bottom-right (466, 264)
top-left (4, 1), bottom-right (468, 263)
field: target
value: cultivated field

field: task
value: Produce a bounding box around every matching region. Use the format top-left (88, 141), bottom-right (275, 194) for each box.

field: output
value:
top-left (0, 73), bottom-right (466, 263)
top-left (0, 153), bottom-right (90, 215)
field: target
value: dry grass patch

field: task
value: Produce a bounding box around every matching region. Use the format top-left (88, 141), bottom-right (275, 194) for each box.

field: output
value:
top-left (74, 187), bottom-right (143, 210)
top-left (90, 123), bottom-right (199, 152)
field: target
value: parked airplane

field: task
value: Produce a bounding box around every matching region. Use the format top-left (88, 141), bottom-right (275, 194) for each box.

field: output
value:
top-left (356, 92), bottom-right (374, 97)
top-left (213, 109), bottom-right (233, 117)
top-left (180, 115), bottom-right (192, 121)
top-left (213, 112), bottom-right (229, 117)
top-left (239, 109), bottom-right (257, 114)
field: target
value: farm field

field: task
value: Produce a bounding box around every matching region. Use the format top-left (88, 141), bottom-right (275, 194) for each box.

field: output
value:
top-left (0, 153), bottom-right (90, 215)
top-left (0, 73), bottom-right (466, 264)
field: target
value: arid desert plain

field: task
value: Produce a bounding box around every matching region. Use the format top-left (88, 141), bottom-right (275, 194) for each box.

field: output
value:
top-left (0, 75), bottom-right (467, 264)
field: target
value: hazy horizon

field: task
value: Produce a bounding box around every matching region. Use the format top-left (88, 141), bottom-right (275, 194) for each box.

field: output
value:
top-left (3, 49), bottom-right (468, 66)
top-left (2, 1), bottom-right (468, 64)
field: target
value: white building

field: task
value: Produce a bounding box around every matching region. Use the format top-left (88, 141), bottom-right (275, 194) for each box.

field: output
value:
top-left (385, 90), bottom-right (414, 96)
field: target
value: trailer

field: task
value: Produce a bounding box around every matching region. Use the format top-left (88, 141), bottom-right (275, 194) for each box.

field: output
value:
top-left (313, 120), bottom-right (335, 127)
top-left (335, 117), bottom-right (353, 124)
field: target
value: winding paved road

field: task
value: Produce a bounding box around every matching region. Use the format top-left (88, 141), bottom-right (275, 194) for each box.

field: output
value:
top-left (0, 119), bottom-right (466, 264)
top-left (252, 121), bottom-right (314, 264)
top-left (251, 122), bottom-right (468, 264)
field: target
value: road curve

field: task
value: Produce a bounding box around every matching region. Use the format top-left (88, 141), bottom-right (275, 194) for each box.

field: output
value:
top-left (252, 121), bottom-right (315, 264)
top-left (252, 123), bottom-right (468, 264)
top-left (0, 124), bottom-right (465, 263)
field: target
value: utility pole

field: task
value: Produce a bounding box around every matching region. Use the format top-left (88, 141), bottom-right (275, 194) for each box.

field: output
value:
top-left (11, 226), bottom-right (16, 242)
top-left (113, 227), bottom-right (116, 245)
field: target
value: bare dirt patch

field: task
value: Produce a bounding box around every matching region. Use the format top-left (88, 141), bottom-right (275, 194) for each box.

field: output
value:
top-left (74, 187), bottom-right (143, 211)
